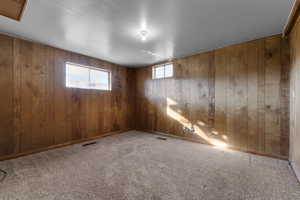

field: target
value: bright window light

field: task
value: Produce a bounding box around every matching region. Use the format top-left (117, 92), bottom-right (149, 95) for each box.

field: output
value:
top-left (165, 64), bottom-right (173, 78)
top-left (152, 63), bottom-right (174, 79)
top-left (66, 62), bottom-right (111, 90)
top-left (155, 66), bottom-right (165, 79)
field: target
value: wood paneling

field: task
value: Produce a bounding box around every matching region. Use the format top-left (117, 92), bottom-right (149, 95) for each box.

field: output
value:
top-left (0, 0), bottom-right (27, 21)
top-left (283, 0), bottom-right (300, 37)
top-left (0, 35), bottom-right (14, 157)
top-left (0, 34), bottom-right (134, 160)
top-left (135, 34), bottom-right (290, 158)
top-left (0, 32), bottom-right (291, 160)
top-left (289, 15), bottom-right (300, 181)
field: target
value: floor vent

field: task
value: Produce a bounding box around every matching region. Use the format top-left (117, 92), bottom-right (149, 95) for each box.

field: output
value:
top-left (157, 137), bottom-right (167, 141)
top-left (82, 141), bottom-right (97, 147)
top-left (0, 169), bottom-right (7, 183)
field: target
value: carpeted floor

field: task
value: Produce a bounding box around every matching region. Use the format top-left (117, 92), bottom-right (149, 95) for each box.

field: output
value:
top-left (0, 131), bottom-right (299, 200)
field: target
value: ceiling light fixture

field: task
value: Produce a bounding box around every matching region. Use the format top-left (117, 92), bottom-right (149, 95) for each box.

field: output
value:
top-left (140, 30), bottom-right (148, 41)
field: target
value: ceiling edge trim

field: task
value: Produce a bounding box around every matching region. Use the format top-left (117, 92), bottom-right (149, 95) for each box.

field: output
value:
top-left (283, 0), bottom-right (300, 38)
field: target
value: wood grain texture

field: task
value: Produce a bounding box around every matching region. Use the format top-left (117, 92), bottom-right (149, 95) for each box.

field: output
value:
top-left (0, 33), bottom-right (134, 160)
top-left (289, 15), bottom-right (300, 181)
top-left (0, 0), bottom-right (27, 21)
top-left (0, 35), bottom-right (14, 157)
top-left (135, 34), bottom-right (290, 158)
top-left (283, 0), bottom-right (300, 37)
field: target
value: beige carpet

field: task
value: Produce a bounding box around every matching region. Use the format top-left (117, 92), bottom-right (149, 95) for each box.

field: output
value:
top-left (0, 131), bottom-right (299, 200)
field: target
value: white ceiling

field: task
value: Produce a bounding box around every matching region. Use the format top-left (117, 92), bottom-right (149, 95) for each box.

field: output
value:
top-left (0, 0), bottom-right (294, 67)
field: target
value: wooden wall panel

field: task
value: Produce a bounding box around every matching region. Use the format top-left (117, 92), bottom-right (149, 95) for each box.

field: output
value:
top-left (135, 34), bottom-right (290, 159)
top-left (0, 35), bottom-right (14, 157)
top-left (0, 32), bottom-right (291, 160)
top-left (0, 0), bottom-right (27, 21)
top-left (0, 33), bottom-right (134, 160)
top-left (289, 16), bottom-right (300, 180)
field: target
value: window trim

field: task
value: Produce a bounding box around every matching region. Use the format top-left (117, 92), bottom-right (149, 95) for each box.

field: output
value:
top-left (65, 62), bottom-right (112, 91)
top-left (152, 62), bottom-right (174, 79)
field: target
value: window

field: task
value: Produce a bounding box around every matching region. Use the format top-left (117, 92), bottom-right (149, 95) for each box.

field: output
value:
top-left (152, 63), bottom-right (173, 79)
top-left (66, 62), bottom-right (111, 90)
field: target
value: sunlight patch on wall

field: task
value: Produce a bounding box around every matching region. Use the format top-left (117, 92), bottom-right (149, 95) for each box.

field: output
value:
top-left (166, 97), bottom-right (228, 148)
top-left (167, 98), bottom-right (193, 130)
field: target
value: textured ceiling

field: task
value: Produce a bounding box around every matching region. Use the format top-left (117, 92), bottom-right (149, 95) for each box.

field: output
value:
top-left (0, 0), bottom-right (294, 67)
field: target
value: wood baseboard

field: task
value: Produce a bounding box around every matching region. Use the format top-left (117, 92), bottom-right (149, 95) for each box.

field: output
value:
top-left (140, 130), bottom-right (288, 161)
top-left (1, 129), bottom-right (289, 162)
top-left (0, 129), bottom-right (132, 161)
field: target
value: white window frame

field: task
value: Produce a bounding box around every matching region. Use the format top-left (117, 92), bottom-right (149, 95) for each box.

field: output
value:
top-left (65, 62), bottom-right (111, 91)
top-left (152, 63), bottom-right (174, 79)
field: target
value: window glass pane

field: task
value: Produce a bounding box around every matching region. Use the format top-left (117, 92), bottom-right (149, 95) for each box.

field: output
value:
top-left (165, 64), bottom-right (173, 77)
top-left (66, 63), bottom-right (111, 90)
top-left (90, 69), bottom-right (109, 90)
top-left (152, 68), bottom-right (155, 79)
top-left (155, 66), bottom-right (164, 79)
top-left (152, 64), bottom-right (174, 79)
top-left (66, 63), bottom-right (89, 89)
